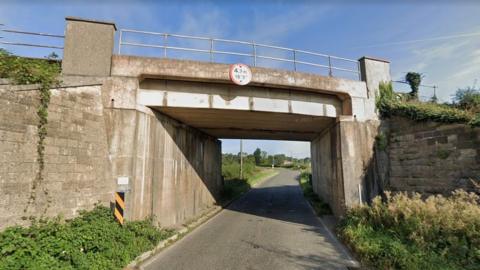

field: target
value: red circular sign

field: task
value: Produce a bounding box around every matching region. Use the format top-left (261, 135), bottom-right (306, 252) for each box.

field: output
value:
top-left (229, 63), bottom-right (252, 85)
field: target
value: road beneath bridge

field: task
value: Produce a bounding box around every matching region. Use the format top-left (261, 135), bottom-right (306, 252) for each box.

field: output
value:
top-left (141, 169), bottom-right (358, 270)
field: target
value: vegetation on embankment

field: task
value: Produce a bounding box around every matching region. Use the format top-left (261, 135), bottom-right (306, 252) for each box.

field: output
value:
top-left (298, 171), bottom-right (331, 216)
top-left (0, 49), bottom-right (62, 214)
top-left (0, 205), bottom-right (174, 270)
top-left (338, 190), bottom-right (480, 270)
top-left (377, 82), bottom-right (480, 127)
top-left (222, 167), bottom-right (278, 201)
top-left (221, 153), bottom-right (278, 201)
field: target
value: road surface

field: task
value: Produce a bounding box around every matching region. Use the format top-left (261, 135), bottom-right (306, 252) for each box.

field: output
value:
top-left (142, 169), bottom-right (358, 270)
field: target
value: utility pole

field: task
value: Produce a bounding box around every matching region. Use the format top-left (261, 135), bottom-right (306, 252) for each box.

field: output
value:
top-left (272, 155), bottom-right (275, 169)
top-left (240, 139), bottom-right (243, 179)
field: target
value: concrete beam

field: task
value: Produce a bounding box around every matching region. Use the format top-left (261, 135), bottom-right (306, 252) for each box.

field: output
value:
top-left (138, 79), bottom-right (341, 118)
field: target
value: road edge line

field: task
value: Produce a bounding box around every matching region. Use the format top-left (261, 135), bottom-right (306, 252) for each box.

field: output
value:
top-left (303, 200), bottom-right (360, 269)
top-left (126, 169), bottom-right (280, 270)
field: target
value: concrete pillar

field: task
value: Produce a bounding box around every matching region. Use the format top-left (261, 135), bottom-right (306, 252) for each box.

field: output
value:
top-left (358, 56), bottom-right (391, 119)
top-left (62, 17), bottom-right (116, 76)
top-left (359, 56), bottom-right (391, 98)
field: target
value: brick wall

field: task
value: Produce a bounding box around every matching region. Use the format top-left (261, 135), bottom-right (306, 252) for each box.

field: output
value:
top-left (387, 117), bottom-right (480, 194)
top-left (0, 83), bottom-right (113, 229)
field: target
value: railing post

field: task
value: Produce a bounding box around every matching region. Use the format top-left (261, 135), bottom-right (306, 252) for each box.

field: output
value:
top-left (293, 49), bottom-right (297, 71)
top-left (328, 56), bottom-right (333, 77)
top-left (163, 33), bottom-right (167, 58)
top-left (357, 61), bottom-right (361, 81)
top-left (252, 41), bottom-right (257, 67)
top-left (210, 38), bottom-right (214, 62)
top-left (118, 29), bottom-right (122, 54)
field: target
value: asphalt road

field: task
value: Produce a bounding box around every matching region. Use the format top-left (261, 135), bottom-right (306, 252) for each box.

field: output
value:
top-left (142, 169), bottom-right (358, 270)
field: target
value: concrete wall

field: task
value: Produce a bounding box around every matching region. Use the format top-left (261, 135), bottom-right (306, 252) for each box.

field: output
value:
top-left (311, 118), bottom-right (382, 217)
top-left (0, 80), bottom-right (113, 230)
top-left (102, 76), bottom-right (223, 227)
top-left (62, 17), bottom-right (116, 76)
top-left (386, 117), bottom-right (480, 194)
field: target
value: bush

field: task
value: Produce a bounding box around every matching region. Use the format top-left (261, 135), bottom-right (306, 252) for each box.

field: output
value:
top-left (338, 190), bottom-right (480, 269)
top-left (453, 87), bottom-right (480, 113)
top-left (0, 206), bottom-right (173, 270)
top-left (222, 154), bottom-right (256, 180)
top-left (377, 82), bottom-right (479, 127)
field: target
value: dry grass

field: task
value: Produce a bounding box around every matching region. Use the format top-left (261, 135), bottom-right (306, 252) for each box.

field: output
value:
top-left (339, 189), bottom-right (480, 269)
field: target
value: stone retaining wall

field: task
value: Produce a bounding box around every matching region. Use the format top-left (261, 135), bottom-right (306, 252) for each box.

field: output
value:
top-left (0, 83), bottom-right (113, 229)
top-left (387, 117), bottom-right (480, 194)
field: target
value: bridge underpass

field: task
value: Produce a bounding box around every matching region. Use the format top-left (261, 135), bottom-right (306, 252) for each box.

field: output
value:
top-left (96, 54), bottom-right (390, 226)
top-left (58, 17), bottom-right (392, 229)
top-left (139, 78), bottom-right (339, 141)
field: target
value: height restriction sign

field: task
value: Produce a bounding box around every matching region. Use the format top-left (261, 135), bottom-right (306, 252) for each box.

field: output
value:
top-left (229, 63), bottom-right (252, 85)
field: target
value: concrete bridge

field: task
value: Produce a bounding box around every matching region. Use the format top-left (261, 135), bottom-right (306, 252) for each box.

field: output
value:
top-left (49, 17), bottom-right (391, 226)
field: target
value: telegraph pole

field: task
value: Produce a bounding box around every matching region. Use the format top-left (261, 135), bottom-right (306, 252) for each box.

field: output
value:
top-left (240, 139), bottom-right (243, 179)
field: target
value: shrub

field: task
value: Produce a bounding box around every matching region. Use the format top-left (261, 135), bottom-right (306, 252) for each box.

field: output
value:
top-left (222, 154), bottom-right (257, 180)
top-left (0, 206), bottom-right (173, 270)
top-left (338, 190), bottom-right (480, 269)
top-left (453, 87), bottom-right (480, 113)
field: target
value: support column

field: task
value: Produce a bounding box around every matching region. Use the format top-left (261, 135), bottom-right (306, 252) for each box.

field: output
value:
top-left (62, 17), bottom-right (116, 76)
top-left (312, 57), bottom-right (391, 218)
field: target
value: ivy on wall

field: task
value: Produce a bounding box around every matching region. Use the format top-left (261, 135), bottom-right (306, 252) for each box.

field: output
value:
top-left (0, 49), bottom-right (61, 214)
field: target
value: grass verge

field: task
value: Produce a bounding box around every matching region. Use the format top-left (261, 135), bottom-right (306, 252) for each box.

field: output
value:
top-left (0, 205), bottom-right (174, 270)
top-left (338, 191), bottom-right (480, 270)
top-left (298, 171), bottom-right (332, 216)
top-left (222, 167), bottom-right (278, 202)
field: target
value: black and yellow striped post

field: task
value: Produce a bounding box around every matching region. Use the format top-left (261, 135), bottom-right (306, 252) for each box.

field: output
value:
top-left (114, 191), bottom-right (125, 225)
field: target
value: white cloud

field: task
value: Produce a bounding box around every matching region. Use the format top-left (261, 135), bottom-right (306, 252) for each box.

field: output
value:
top-left (391, 34), bottom-right (480, 102)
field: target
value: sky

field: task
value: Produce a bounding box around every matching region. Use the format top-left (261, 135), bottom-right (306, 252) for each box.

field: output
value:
top-left (1, 0), bottom-right (479, 158)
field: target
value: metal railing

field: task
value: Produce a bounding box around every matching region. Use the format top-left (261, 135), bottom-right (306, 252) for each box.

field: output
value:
top-left (0, 24), bottom-right (64, 51)
top-left (118, 28), bottom-right (361, 80)
top-left (392, 80), bottom-right (439, 102)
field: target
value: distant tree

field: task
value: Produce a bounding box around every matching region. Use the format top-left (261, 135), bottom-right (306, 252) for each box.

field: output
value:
top-left (405, 72), bottom-right (422, 101)
top-left (453, 87), bottom-right (480, 113)
top-left (274, 154), bottom-right (286, 166)
top-left (261, 151), bottom-right (267, 161)
top-left (253, 148), bottom-right (262, 165)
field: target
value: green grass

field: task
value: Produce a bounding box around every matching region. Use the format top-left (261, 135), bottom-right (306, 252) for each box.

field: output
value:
top-left (222, 167), bottom-right (278, 201)
top-left (0, 205), bottom-right (174, 270)
top-left (298, 171), bottom-right (332, 216)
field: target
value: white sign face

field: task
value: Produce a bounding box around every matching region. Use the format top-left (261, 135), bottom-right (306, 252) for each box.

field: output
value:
top-left (117, 176), bottom-right (129, 185)
top-left (229, 63), bottom-right (252, 86)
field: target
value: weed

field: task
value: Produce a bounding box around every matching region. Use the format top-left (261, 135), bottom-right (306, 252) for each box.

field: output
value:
top-left (338, 191), bottom-right (480, 269)
top-left (375, 132), bottom-right (388, 151)
top-left (299, 171), bottom-right (332, 216)
top-left (0, 205), bottom-right (173, 270)
top-left (0, 50), bottom-right (61, 214)
top-left (376, 82), bottom-right (479, 127)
